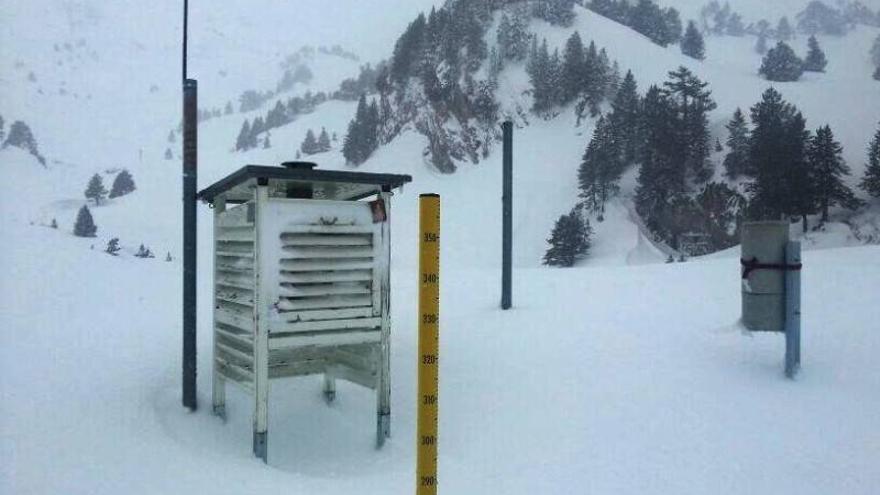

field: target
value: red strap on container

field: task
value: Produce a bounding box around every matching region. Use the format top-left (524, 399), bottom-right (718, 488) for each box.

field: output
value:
top-left (741, 257), bottom-right (802, 279)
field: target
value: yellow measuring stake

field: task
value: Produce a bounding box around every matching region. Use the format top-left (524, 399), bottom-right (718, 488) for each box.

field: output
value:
top-left (417, 194), bottom-right (440, 495)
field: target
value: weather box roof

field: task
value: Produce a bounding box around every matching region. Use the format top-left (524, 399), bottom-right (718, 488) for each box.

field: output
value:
top-left (197, 162), bottom-right (413, 204)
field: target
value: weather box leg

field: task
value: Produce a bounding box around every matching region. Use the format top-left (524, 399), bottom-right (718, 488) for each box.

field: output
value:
top-left (784, 241), bottom-right (802, 379)
top-left (212, 373), bottom-right (226, 420)
top-left (212, 195), bottom-right (227, 420)
top-left (253, 431), bottom-right (268, 463)
top-left (323, 372), bottom-right (336, 404)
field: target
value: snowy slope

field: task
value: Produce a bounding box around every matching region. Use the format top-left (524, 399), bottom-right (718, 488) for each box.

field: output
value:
top-left (3, 1), bottom-right (880, 493)
top-left (2, 192), bottom-right (879, 494)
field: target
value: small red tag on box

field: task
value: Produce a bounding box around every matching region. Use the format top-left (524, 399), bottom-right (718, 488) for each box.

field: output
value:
top-left (370, 198), bottom-right (387, 223)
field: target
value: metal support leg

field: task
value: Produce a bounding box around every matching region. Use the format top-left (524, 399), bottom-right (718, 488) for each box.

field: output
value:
top-left (784, 241), bottom-right (802, 379)
top-left (212, 374), bottom-right (226, 420)
top-left (253, 431), bottom-right (267, 462)
top-left (323, 372), bottom-right (336, 404)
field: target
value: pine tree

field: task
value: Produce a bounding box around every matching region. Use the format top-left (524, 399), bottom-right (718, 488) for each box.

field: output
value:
top-left (533, 0), bottom-right (576, 27)
top-left (135, 244), bottom-right (155, 258)
top-left (755, 32), bottom-right (769, 55)
top-left (318, 127), bottom-right (331, 152)
top-left (224, 101), bottom-right (233, 115)
top-left (872, 34), bottom-right (880, 68)
top-left (860, 125), bottom-right (880, 197)
top-left (235, 119), bottom-right (252, 151)
top-left (874, 66), bottom-right (880, 82)
top-left (109, 169), bottom-right (136, 198)
top-left (543, 208), bottom-right (592, 267)
top-left (50, 218), bottom-right (58, 229)
top-left (776, 16), bottom-right (794, 42)
top-left (609, 70), bottom-right (641, 164)
top-left (759, 41), bottom-right (804, 82)
top-left (263, 132), bottom-right (271, 149)
top-left (745, 88), bottom-right (812, 222)
top-left (301, 129), bottom-right (319, 155)
top-left (3, 120), bottom-right (45, 165)
top-left (168, 130), bottom-right (176, 143)
top-left (85, 174), bottom-right (108, 205)
top-left (165, 148), bottom-right (173, 160)
top-left (803, 35), bottom-right (828, 72)
top-left (663, 8), bottom-right (684, 45)
top-left (681, 21), bottom-right (706, 60)
top-left (105, 238), bottom-right (121, 256)
top-left (723, 108), bottom-right (750, 179)
top-left (662, 66), bottom-right (717, 184)
top-left (808, 125), bottom-right (861, 222)
top-left (74, 205), bottom-right (97, 237)
top-left (561, 32), bottom-right (587, 104)
top-left (579, 116), bottom-right (624, 219)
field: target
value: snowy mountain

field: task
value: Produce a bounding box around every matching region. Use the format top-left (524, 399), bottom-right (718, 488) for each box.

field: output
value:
top-left (2, 1), bottom-right (880, 494)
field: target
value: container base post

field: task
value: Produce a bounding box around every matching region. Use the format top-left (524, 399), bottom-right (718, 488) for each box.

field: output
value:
top-left (253, 431), bottom-right (267, 463)
top-left (784, 241), bottom-right (802, 379)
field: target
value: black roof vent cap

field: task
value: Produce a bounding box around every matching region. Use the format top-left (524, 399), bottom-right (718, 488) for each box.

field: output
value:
top-left (280, 161), bottom-right (318, 170)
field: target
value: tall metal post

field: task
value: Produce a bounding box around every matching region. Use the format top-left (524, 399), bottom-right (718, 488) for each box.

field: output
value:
top-left (181, 0), bottom-right (198, 411)
top-left (501, 121), bottom-right (513, 310)
top-left (784, 241), bottom-right (801, 379)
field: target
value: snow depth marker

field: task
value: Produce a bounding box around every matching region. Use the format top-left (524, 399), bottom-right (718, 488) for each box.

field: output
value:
top-left (417, 194), bottom-right (440, 495)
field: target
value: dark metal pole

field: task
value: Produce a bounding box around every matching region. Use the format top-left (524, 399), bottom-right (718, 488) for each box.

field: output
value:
top-left (501, 121), bottom-right (513, 310)
top-left (182, 0), bottom-right (198, 411)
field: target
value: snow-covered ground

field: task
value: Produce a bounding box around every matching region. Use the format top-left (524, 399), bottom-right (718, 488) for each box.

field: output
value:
top-left (2, 174), bottom-right (879, 493)
top-left (2, 0), bottom-right (880, 493)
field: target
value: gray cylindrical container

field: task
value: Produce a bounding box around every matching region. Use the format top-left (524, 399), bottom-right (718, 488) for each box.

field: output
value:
top-left (741, 221), bottom-right (789, 332)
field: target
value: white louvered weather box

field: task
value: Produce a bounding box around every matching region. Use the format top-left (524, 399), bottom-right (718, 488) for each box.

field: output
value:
top-left (198, 161), bottom-right (412, 463)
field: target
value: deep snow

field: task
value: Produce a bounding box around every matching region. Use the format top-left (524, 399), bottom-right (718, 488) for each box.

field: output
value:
top-left (2, 0), bottom-right (880, 493)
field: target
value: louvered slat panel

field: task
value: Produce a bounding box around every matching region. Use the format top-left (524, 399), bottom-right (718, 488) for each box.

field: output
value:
top-left (279, 307), bottom-right (375, 322)
top-left (279, 258), bottom-right (373, 272)
top-left (280, 233), bottom-right (371, 246)
top-left (277, 317), bottom-right (382, 334)
top-left (281, 246), bottom-right (374, 259)
top-left (216, 305), bottom-right (254, 331)
top-left (278, 225), bottom-right (373, 235)
top-left (216, 286), bottom-right (254, 306)
top-left (279, 269), bottom-right (372, 284)
top-left (269, 328), bottom-right (381, 349)
top-left (279, 283), bottom-right (371, 297)
top-left (276, 294), bottom-right (373, 311)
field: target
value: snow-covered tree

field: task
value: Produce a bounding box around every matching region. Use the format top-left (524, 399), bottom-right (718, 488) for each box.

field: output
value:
top-left (263, 131), bottom-right (271, 149)
top-left (74, 205), bottom-right (97, 237)
top-left (318, 127), bottom-right (331, 152)
top-left (235, 119), bottom-right (256, 151)
top-left (776, 16), bottom-right (794, 41)
top-left (135, 244), bottom-right (155, 258)
top-left (681, 21), bottom-right (706, 60)
top-left (561, 32), bottom-right (587, 104)
top-left (609, 70), bottom-right (642, 164)
top-left (84, 174), bottom-right (108, 206)
top-left (167, 130), bottom-right (175, 143)
top-left (533, 0), bottom-right (576, 27)
top-left (871, 34), bottom-right (880, 74)
top-left (723, 108), bottom-right (750, 179)
top-left (759, 41), bottom-right (804, 81)
top-left (165, 148), bottom-right (173, 160)
top-left (755, 32), bottom-right (769, 55)
top-left (301, 129), bottom-right (319, 155)
top-left (543, 207), bottom-right (592, 267)
top-left (861, 125), bottom-right (880, 198)
top-left (808, 125), bottom-right (861, 222)
top-left (745, 88), bottom-right (814, 224)
top-left (105, 238), bottom-right (121, 256)
top-left (109, 169), bottom-right (136, 198)
top-left (579, 116), bottom-right (624, 219)
top-left (797, 1), bottom-right (848, 36)
top-left (803, 35), bottom-right (828, 72)
top-left (3, 120), bottom-right (46, 165)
